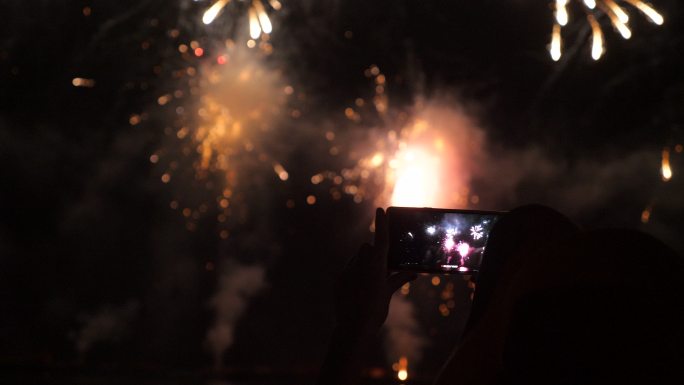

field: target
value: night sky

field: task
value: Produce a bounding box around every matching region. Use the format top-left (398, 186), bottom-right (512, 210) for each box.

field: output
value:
top-left (1, 0), bottom-right (683, 383)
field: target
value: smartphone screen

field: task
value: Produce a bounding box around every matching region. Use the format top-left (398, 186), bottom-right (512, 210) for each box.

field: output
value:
top-left (387, 207), bottom-right (502, 274)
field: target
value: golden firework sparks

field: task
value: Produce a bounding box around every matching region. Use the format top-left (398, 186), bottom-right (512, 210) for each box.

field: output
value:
top-left (202, 0), bottom-right (230, 25)
top-left (71, 77), bottom-right (95, 87)
top-left (587, 14), bottom-right (605, 60)
top-left (551, 23), bottom-right (562, 61)
top-left (548, 0), bottom-right (664, 61)
top-left (203, 0), bottom-right (277, 41)
top-left (153, 37), bottom-right (288, 232)
top-left (661, 147), bottom-right (672, 181)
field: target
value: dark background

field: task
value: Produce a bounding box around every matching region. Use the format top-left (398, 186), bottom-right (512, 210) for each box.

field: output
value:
top-left (1, 0), bottom-right (683, 384)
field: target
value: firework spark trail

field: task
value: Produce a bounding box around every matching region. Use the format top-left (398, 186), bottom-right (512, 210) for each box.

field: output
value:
top-left (548, 0), bottom-right (664, 61)
top-left (587, 14), bottom-right (605, 60)
top-left (203, 0), bottom-right (230, 25)
top-left (203, 0), bottom-right (278, 42)
top-left (661, 147), bottom-right (672, 181)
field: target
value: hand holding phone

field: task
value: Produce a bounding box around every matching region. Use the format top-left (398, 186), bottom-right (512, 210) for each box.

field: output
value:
top-left (387, 206), bottom-right (503, 274)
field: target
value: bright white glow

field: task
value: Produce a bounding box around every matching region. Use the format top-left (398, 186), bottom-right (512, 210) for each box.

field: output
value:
top-left (615, 19), bottom-right (632, 39)
top-left (583, 0), bottom-right (597, 9)
top-left (390, 149), bottom-right (440, 207)
top-left (370, 153), bottom-right (384, 167)
top-left (252, 0), bottom-right (273, 34)
top-left (555, 0), bottom-right (569, 26)
top-left (662, 149), bottom-right (672, 181)
top-left (202, 0), bottom-right (229, 25)
top-left (588, 15), bottom-right (604, 60)
top-left (457, 242), bottom-right (470, 258)
top-left (398, 369), bottom-right (408, 381)
top-left (248, 7), bottom-right (262, 39)
top-left (470, 225), bottom-right (484, 240)
top-left (605, 9), bottom-right (632, 39)
top-left (606, 0), bottom-right (630, 23)
top-left (407, 231), bottom-right (414, 238)
top-left (444, 236), bottom-right (455, 251)
top-left (627, 0), bottom-right (664, 25)
top-left (426, 226), bottom-right (436, 235)
top-left (550, 23), bottom-right (562, 61)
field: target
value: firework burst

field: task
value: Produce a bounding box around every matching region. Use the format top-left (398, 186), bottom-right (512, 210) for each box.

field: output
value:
top-left (307, 66), bottom-right (487, 213)
top-left (549, 0), bottom-right (664, 61)
top-left (470, 224), bottom-right (484, 240)
top-left (151, 32), bottom-right (289, 234)
top-left (202, 0), bottom-right (282, 41)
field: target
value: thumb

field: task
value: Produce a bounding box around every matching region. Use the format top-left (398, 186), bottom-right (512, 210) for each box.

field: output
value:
top-left (387, 271), bottom-right (418, 295)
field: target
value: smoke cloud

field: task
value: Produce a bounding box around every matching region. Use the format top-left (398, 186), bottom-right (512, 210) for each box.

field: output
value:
top-left (206, 263), bottom-right (266, 368)
top-left (384, 293), bottom-right (428, 366)
top-left (74, 300), bottom-right (139, 355)
top-left (477, 143), bottom-right (659, 218)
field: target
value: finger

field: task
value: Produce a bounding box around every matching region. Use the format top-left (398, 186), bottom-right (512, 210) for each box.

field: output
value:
top-left (387, 271), bottom-right (418, 294)
top-left (374, 207), bottom-right (389, 262)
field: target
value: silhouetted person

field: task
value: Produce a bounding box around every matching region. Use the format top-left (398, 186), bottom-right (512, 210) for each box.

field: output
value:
top-left (318, 205), bottom-right (684, 385)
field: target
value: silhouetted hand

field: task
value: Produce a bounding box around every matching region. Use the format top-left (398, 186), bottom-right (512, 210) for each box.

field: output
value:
top-left (317, 208), bottom-right (416, 385)
top-left (435, 204), bottom-right (684, 384)
top-left (334, 208), bottom-right (417, 334)
top-left (435, 204), bottom-right (581, 385)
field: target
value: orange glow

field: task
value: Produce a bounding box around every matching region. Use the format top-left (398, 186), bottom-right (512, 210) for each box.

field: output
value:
top-left (202, 0), bottom-right (229, 25)
top-left (626, 0), bottom-right (664, 25)
top-left (400, 282), bottom-right (410, 295)
top-left (588, 14), bottom-right (604, 60)
top-left (601, 2), bottom-right (632, 39)
top-left (555, 0), bottom-right (569, 26)
top-left (71, 77), bottom-right (95, 87)
top-left (439, 303), bottom-right (450, 316)
top-left (390, 148), bottom-right (441, 207)
top-left (641, 206), bottom-right (652, 223)
top-left (370, 153), bottom-right (384, 167)
top-left (550, 23), bottom-right (562, 61)
top-left (605, 0), bottom-right (630, 23)
top-left (273, 163), bottom-right (289, 181)
top-left (268, 0), bottom-right (282, 10)
top-left (249, 7), bottom-right (261, 39)
top-left (661, 148), bottom-right (672, 181)
top-left (253, 0), bottom-right (273, 34)
top-left (395, 356), bottom-right (409, 381)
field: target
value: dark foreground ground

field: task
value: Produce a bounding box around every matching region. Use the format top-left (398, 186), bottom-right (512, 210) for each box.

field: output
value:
top-left (0, 367), bottom-right (431, 385)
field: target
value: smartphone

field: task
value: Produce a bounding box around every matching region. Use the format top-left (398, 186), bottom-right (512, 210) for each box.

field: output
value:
top-left (387, 206), bottom-right (503, 274)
